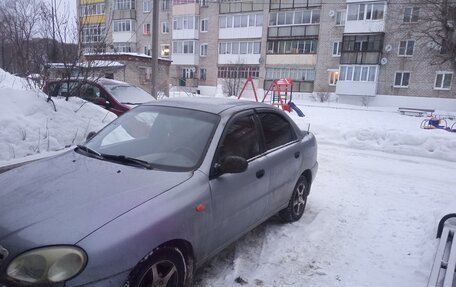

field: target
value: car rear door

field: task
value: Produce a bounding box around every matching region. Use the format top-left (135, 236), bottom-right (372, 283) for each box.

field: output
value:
top-left (208, 110), bottom-right (269, 251)
top-left (256, 110), bottom-right (302, 213)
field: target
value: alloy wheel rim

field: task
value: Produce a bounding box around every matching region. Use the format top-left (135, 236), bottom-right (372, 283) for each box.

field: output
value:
top-left (138, 259), bottom-right (178, 287)
top-left (292, 182), bottom-right (306, 216)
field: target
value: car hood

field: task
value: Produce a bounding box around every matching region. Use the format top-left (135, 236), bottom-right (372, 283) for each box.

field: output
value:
top-left (0, 151), bottom-right (192, 251)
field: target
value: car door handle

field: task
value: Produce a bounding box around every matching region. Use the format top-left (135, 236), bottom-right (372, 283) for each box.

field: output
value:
top-left (256, 169), bottom-right (265, 179)
top-left (294, 152), bottom-right (300, 159)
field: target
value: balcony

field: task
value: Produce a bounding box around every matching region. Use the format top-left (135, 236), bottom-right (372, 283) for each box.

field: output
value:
top-left (112, 31), bottom-right (136, 43)
top-left (113, 9), bottom-right (136, 20)
top-left (336, 80), bottom-right (377, 96)
top-left (173, 29), bottom-right (199, 40)
top-left (266, 54), bottom-right (317, 66)
top-left (345, 19), bottom-right (384, 33)
top-left (219, 0), bottom-right (263, 14)
top-left (219, 26), bottom-right (262, 39)
top-left (340, 33), bottom-right (384, 65)
top-left (345, 2), bottom-right (386, 33)
top-left (268, 25), bottom-right (319, 39)
top-left (173, 3), bottom-right (199, 16)
top-left (218, 54), bottom-right (261, 65)
top-left (172, 54), bottom-right (199, 65)
top-left (336, 64), bottom-right (378, 96)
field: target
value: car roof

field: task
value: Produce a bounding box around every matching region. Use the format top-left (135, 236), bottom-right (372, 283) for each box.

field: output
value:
top-left (47, 77), bottom-right (131, 86)
top-left (144, 97), bottom-right (274, 115)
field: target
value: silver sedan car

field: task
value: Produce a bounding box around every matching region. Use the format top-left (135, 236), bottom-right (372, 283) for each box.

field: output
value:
top-left (0, 97), bottom-right (318, 287)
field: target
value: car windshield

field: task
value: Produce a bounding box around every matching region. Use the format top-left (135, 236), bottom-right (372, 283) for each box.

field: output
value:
top-left (84, 105), bottom-right (220, 171)
top-left (103, 84), bottom-right (154, 104)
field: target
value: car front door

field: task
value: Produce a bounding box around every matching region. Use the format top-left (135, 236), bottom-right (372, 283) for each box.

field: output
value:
top-left (208, 111), bottom-right (269, 251)
top-left (256, 111), bottom-right (302, 213)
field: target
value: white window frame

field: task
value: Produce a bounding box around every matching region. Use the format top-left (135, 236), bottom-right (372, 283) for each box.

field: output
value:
top-left (398, 40), bottom-right (415, 57)
top-left (347, 3), bottom-right (385, 22)
top-left (403, 7), bottom-right (419, 23)
top-left (393, 71), bottom-right (410, 88)
top-left (113, 20), bottom-right (135, 32)
top-left (143, 0), bottom-right (151, 12)
top-left (200, 19), bottom-right (208, 32)
top-left (200, 43), bottom-right (208, 56)
top-left (114, 0), bottom-right (135, 10)
top-left (328, 69), bottom-right (339, 86)
top-left (332, 41), bottom-right (342, 57)
top-left (200, 68), bottom-right (207, 80)
top-left (335, 10), bottom-right (346, 26)
top-left (161, 21), bottom-right (169, 34)
top-left (434, 72), bottom-right (453, 90)
top-left (339, 65), bottom-right (377, 82)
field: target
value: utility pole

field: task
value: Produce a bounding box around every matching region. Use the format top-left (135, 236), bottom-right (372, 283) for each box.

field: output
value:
top-left (151, 0), bottom-right (159, 99)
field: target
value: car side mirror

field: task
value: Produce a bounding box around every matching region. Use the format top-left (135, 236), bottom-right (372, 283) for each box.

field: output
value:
top-left (217, 156), bottom-right (248, 174)
top-left (86, 131), bottom-right (96, 142)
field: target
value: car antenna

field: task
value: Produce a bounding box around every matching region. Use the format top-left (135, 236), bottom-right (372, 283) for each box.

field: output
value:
top-left (307, 123), bottom-right (311, 133)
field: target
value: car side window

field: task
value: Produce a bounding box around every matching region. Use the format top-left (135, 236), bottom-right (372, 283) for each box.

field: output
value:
top-left (80, 84), bottom-right (101, 102)
top-left (218, 115), bottom-right (260, 160)
top-left (258, 112), bottom-right (297, 151)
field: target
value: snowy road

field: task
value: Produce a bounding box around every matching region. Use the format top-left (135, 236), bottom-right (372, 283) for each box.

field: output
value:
top-left (195, 143), bottom-right (456, 287)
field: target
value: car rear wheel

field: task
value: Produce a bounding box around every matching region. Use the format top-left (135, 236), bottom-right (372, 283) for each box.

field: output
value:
top-left (129, 247), bottom-right (186, 287)
top-left (279, 175), bottom-right (308, 222)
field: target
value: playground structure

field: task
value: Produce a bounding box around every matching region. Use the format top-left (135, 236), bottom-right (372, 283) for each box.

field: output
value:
top-left (237, 76), bottom-right (304, 117)
top-left (420, 117), bottom-right (456, 133)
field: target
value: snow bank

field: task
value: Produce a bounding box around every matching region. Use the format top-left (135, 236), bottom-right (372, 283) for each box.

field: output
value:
top-left (291, 102), bottom-right (456, 162)
top-left (0, 69), bottom-right (116, 162)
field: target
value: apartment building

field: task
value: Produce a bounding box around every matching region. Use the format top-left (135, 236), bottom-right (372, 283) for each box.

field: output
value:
top-left (78, 0), bottom-right (456, 102)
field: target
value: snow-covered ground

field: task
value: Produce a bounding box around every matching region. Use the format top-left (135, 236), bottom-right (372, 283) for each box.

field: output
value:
top-left (1, 69), bottom-right (456, 286)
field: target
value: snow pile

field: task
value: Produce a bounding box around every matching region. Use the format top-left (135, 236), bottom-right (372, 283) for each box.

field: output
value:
top-left (290, 103), bottom-right (456, 162)
top-left (0, 69), bottom-right (117, 162)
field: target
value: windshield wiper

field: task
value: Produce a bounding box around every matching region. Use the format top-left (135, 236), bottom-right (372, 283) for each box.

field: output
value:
top-left (121, 102), bottom-right (142, 105)
top-left (100, 154), bottom-right (153, 169)
top-left (76, 145), bottom-right (103, 158)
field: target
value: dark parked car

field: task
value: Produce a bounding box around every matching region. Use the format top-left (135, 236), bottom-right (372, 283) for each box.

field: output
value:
top-left (43, 78), bottom-right (154, 116)
top-left (0, 98), bottom-right (318, 287)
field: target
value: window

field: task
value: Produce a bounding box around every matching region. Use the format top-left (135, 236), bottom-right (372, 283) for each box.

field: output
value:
top-left (265, 68), bottom-right (315, 81)
top-left (403, 7), bottom-right (419, 22)
top-left (160, 44), bottom-right (170, 57)
top-left (80, 84), bottom-right (101, 102)
top-left (258, 113), bottom-right (296, 151)
top-left (200, 0), bottom-right (208, 6)
top-left (161, 22), bottom-right (169, 33)
top-left (201, 19), bottom-right (208, 32)
top-left (434, 72), bottom-right (453, 90)
top-left (82, 25), bottom-right (105, 43)
top-left (219, 13), bottom-right (263, 29)
top-left (114, 0), bottom-right (135, 10)
top-left (329, 70), bottom-right (339, 85)
top-left (219, 115), bottom-right (260, 160)
top-left (268, 9), bottom-right (320, 26)
top-left (332, 41), bottom-right (342, 56)
top-left (219, 41), bottom-right (261, 54)
top-left (144, 45), bottom-right (151, 56)
top-left (347, 3), bottom-right (384, 21)
top-left (143, 23), bottom-right (151, 35)
top-left (398, 40), bottom-right (415, 56)
top-left (336, 10), bottom-right (346, 26)
top-left (218, 66), bottom-right (260, 79)
top-left (339, 65), bottom-right (377, 82)
top-left (172, 41), bottom-right (195, 54)
top-left (182, 68), bottom-right (194, 79)
top-left (394, 72), bottom-right (410, 87)
top-left (113, 43), bottom-right (133, 53)
top-left (267, 40), bottom-right (317, 54)
top-left (143, 0), bottom-right (151, 12)
top-left (80, 3), bottom-right (105, 16)
top-left (173, 15), bottom-right (196, 30)
top-left (161, 0), bottom-right (171, 10)
top-left (200, 43), bottom-right (208, 56)
top-left (200, 68), bottom-right (207, 80)
top-left (113, 20), bottom-right (135, 32)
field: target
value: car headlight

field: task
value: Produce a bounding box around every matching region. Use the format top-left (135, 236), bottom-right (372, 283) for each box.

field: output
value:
top-left (6, 246), bottom-right (87, 284)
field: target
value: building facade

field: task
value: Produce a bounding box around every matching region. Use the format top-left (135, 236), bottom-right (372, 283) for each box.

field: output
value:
top-left (78, 0), bottom-right (456, 102)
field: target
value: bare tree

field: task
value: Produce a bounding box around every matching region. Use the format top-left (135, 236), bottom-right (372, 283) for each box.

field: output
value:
top-left (0, 0), bottom-right (44, 75)
top-left (220, 62), bottom-right (250, 98)
top-left (394, 0), bottom-right (456, 68)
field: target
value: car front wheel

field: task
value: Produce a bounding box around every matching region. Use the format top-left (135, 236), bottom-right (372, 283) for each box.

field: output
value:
top-left (128, 247), bottom-right (186, 287)
top-left (279, 175), bottom-right (309, 222)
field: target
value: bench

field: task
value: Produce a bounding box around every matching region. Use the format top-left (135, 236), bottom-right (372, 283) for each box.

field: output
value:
top-left (427, 214), bottom-right (456, 287)
top-left (398, 107), bottom-right (435, 117)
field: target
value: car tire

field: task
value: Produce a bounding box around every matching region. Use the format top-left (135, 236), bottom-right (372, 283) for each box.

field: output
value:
top-left (279, 175), bottom-right (309, 223)
top-left (128, 247), bottom-right (186, 287)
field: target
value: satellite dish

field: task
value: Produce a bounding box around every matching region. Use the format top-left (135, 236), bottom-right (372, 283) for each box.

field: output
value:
top-left (427, 41), bottom-right (436, 48)
top-left (329, 10), bottom-right (335, 17)
top-left (380, 58), bottom-right (388, 65)
top-left (385, 44), bottom-right (392, 52)
top-left (258, 56), bottom-right (264, 64)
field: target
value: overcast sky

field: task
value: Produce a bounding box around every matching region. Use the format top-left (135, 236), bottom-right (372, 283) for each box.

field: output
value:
top-left (44, 0), bottom-right (77, 21)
